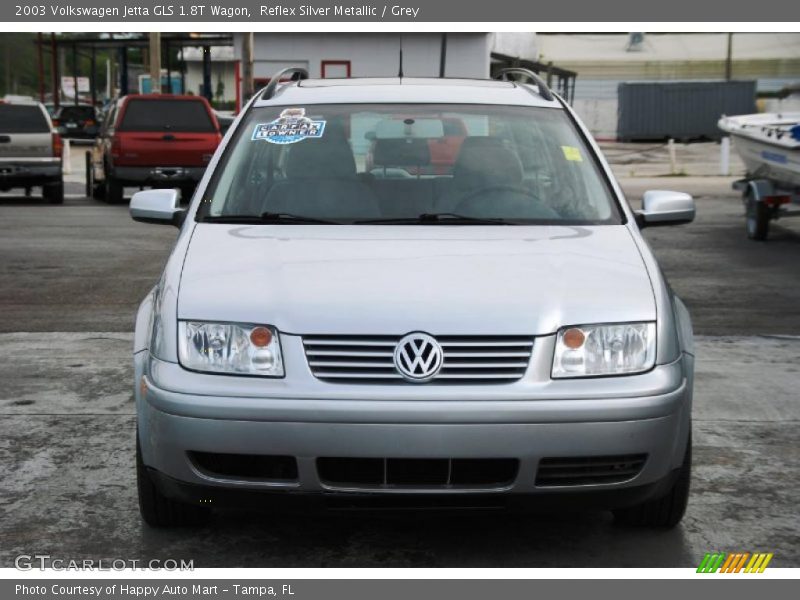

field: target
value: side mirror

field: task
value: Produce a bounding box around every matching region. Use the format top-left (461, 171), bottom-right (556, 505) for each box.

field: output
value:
top-left (635, 190), bottom-right (695, 228)
top-left (129, 189), bottom-right (186, 227)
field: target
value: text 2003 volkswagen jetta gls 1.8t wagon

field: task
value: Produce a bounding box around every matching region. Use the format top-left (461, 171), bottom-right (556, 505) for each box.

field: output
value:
top-left (131, 69), bottom-right (696, 528)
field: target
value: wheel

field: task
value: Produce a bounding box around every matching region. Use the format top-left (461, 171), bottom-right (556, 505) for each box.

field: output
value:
top-left (613, 432), bottom-right (691, 529)
top-left (105, 175), bottom-right (124, 204)
top-left (42, 181), bottom-right (64, 205)
top-left (745, 191), bottom-right (770, 240)
top-left (136, 432), bottom-right (210, 527)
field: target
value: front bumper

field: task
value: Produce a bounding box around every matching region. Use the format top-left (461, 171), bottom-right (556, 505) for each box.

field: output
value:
top-left (137, 343), bottom-right (692, 506)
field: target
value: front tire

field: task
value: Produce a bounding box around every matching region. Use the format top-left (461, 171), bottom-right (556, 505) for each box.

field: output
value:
top-left (613, 433), bottom-right (691, 529)
top-left (136, 433), bottom-right (210, 527)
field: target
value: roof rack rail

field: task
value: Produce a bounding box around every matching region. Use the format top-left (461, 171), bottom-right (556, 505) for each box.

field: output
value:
top-left (494, 68), bottom-right (554, 102)
top-left (261, 67), bottom-right (310, 100)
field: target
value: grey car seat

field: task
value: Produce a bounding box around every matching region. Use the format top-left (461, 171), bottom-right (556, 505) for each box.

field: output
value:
top-left (263, 135), bottom-right (380, 220)
top-left (436, 136), bottom-right (557, 219)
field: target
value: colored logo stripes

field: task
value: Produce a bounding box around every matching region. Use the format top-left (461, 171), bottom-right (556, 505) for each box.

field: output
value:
top-left (697, 552), bottom-right (773, 573)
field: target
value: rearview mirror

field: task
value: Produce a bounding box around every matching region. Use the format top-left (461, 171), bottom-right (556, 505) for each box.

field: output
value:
top-left (129, 189), bottom-right (186, 227)
top-left (375, 119), bottom-right (445, 139)
top-left (635, 190), bottom-right (695, 228)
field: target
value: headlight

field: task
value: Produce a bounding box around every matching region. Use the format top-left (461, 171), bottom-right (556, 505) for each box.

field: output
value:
top-left (552, 322), bottom-right (656, 378)
top-left (178, 321), bottom-right (284, 377)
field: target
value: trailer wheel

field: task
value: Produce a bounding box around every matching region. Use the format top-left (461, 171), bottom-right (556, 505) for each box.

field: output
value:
top-left (745, 191), bottom-right (770, 241)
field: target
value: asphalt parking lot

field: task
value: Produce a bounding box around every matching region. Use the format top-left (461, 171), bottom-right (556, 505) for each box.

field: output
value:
top-left (1, 147), bottom-right (799, 567)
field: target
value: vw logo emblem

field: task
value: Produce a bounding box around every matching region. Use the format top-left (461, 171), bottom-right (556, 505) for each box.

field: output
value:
top-left (394, 333), bottom-right (443, 382)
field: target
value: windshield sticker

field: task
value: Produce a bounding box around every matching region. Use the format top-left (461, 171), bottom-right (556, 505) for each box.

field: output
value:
top-left (252, 108), bottom-right (326, 144)
top-left (561, 146), bottom-right (583, 162)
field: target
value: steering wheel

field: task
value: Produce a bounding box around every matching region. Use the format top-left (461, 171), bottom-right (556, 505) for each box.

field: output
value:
top-left (453, 184), bottom-right (555, 218)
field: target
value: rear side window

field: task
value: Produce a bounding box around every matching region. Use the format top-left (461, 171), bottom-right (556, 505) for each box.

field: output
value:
top-left (0, 104), bottom-right (50, 133)
top-left (118, 99), bottom-right (216, 133)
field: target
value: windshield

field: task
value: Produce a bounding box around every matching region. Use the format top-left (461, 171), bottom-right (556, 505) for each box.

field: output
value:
top-left (197, 104), bottom-right (622, 224)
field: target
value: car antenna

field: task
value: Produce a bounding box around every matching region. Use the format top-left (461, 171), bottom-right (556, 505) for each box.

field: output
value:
top-left (398, 35), bottom-right (404, 79)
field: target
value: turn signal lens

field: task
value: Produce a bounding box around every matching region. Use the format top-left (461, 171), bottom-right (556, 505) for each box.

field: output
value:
top-left (562, 327), bottom-right (585, 349)
top-left (250, 326), bottom-right (273, 347)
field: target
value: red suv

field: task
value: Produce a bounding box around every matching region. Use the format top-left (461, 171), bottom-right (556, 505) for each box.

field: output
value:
top-left (88, 95), bottom-right (221, 203)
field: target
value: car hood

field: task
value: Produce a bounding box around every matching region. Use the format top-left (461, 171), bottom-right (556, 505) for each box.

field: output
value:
top-left (178, 224), bottom-right (655, 335)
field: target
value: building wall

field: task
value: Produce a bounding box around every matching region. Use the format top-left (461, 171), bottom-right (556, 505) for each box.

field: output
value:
top-left (233, 33), bottom-right (491, 83)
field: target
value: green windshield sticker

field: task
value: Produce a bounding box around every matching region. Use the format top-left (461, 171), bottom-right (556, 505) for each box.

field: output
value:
top-left (561, 145), bottom-right (583, 162)
top-left (252, 108), bottom-right (326, 144)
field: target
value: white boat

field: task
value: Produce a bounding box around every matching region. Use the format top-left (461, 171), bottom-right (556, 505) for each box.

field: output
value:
top-left (718, 112), bottom-right (800, 188)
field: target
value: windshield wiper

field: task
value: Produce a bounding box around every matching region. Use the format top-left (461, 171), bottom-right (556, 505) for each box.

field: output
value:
top-left (355, 213), bottom-right (516, 225)
top-left (201, 212), bottom-right (341, 225)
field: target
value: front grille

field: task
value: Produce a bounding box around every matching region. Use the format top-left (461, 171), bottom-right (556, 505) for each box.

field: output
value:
top-left (302, 335), bottom-right (533, 383)
top-left (317, 457), bottom-right (519, 489)
top-left (189, 452), bottom-right (298, 482)
top-left (535, 454), bottom-right (647, 487)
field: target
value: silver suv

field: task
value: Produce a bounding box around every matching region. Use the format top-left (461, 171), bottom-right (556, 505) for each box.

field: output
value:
top-left (0, 98), bottom-right (64, 203)
top-left (131, 70), bottom-right (696, 528)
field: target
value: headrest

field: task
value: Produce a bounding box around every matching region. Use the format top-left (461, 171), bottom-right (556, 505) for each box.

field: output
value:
top-left (372, 138), bottom-right (431, 167)
top-left (286, 136), bottom-right (356, 179)
top-left (453, 137), bottom-right (524, 187)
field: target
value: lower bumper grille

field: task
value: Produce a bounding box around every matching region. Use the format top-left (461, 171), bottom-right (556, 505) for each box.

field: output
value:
top-left (317, 457), bottom-right (519, 490)
top-left (189, 452), bottom-right (298, 482)
top-left (535, 454), bottom-right (647, 487)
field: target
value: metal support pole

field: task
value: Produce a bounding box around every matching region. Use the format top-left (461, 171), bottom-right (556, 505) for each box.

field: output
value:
top-left (668, 139), bottom-right (678, 175)
top-left (72, 43), bottom-right (79, 105)
top-left (234, 60), bottom-right (241, 113)
top-left (720, 136), bottom-right (731, 176)
top-left (179, 47), bottom-right (186, 95)
top-left (149, 32), bottom-right (161, 94)
top-left (50, 33), bottom-right (59, 109)
top-left (119, 46), bottom-right (128, 96)
top-left (202, 45), bottom-right (212, 102)
top-left (725, 33), bottom-right (733, 81)
top-left (36, 33), bottom-right (45, 102)
top-left (439, 33), bottom-right (447, 78)
top-left (164, 40), bottom-right (171, 93)
top-left (242, 32), bottom-right (254, 103)
top-left (90, 47), bottom-right (97, 106)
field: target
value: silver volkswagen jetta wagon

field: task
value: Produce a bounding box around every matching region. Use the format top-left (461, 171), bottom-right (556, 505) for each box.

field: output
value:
top-left (131, 69), bottom-right (696, 528)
